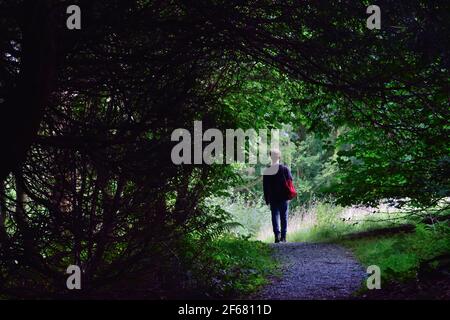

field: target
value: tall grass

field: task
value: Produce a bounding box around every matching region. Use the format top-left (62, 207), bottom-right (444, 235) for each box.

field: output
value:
top-left (287, 200), bottom-right (414, 243)
top-left (211, 194), bottom-right (412, 243)
top-left (208, 194), bottom-right (270, 239)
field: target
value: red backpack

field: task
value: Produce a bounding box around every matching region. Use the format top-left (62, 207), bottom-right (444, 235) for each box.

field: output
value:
top-left (282, 165), bottom-right (297, 200)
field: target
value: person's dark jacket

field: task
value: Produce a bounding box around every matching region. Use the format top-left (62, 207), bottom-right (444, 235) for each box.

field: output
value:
top-left (263, 164), bottom-right (293, 205)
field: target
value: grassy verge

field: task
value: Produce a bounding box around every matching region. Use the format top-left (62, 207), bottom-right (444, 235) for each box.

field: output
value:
top-left (184, 236), bottom-right (278, 298)
top-left (339, 222), bottom-right (450, 284)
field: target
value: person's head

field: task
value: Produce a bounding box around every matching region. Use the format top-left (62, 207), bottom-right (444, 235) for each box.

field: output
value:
top-left (269, 148), bottom-right (281, 163)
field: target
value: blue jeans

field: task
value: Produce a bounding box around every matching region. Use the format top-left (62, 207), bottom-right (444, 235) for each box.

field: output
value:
top-left (270, 200), bottom-right (288, 240)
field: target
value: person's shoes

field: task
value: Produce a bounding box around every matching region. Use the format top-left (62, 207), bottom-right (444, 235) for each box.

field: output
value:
top-left (274, 238), bottom-right (280, 243)
top-left (280, 236), bottom-right (287, 243)
top-left (274, 234), bottom-right (281, 243)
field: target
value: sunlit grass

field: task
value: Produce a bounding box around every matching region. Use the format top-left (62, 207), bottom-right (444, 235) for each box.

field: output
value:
top-left (340, 223), bottom-right (450, 283)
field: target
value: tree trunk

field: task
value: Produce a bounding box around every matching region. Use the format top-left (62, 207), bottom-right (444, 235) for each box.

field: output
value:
top-left (0, 1), bottom-right (56, 180)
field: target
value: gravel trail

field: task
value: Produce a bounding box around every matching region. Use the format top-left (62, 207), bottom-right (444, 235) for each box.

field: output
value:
top-left (253, 242), bottom-right (367, 300)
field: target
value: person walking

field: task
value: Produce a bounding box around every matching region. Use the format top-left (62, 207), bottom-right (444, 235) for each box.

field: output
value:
top-left (263, 149), bottom-right (296, 243)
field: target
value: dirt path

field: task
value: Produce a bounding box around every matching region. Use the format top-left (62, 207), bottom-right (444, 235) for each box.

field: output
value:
top-left (252, 242), bottom-right (367, 300)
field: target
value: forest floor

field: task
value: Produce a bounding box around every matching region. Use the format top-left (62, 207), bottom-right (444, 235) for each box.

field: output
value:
top-left (250, 242), bottom-right (366, 299)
